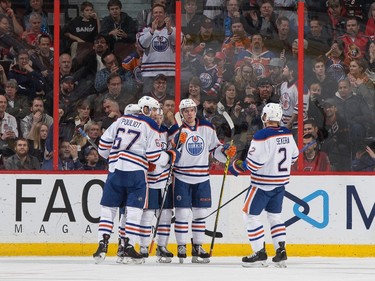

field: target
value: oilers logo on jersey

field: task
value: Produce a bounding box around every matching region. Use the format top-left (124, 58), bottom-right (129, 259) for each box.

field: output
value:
top-left (186, 135), bottom-right (204, 156)
top-left (199, 73), bottom-right (213, 89)
top-left (152, 36), bottom-right (169, 52)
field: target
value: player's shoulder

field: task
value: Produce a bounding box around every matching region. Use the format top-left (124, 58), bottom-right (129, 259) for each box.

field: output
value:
top-left (119, 115), bottom-right (159, 131)
top-left (197, 118), bottom-right (215, 129)
top-left (159, 124), bottom-right (169, 133)
top-left (168, 123), bottom-right (180, 135)
top-left (253, 126), bottom-right (292, 140)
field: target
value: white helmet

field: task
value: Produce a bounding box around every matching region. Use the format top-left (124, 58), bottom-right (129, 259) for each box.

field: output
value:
top-left (179, 98), bottom-right (197, 115)
top-left (124, 104), bottom-right (140, 115)
top-left (261, 103), bottom-right (282, 125)
top-left (138, 96), bottom-right (160, 116)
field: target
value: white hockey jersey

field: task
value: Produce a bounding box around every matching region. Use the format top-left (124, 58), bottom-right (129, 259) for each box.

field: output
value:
top-left (147, 125), bottom-right (170, 189)
top-left (137, 26), bottom-right (176, 77)
top-left (244, 126), bottom-right (299, 191)
top-left (280, 80), bottom-right (298, 128)
top-left (98, 115), bottom-right (169, 173)
top-left (169, 118), bottom-right (227, 184)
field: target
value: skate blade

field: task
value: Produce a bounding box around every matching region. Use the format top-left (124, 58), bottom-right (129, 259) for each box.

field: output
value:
top-left (124, 257), bottom-right (145, 264)
top-left (156, 256), bottom-right (172, 263)
top-left (116, 256), bottom-right (124, 264)
top-left (179, 258), bottom-right (185, 264)
top-left (274, 260), bottom-right (287, 268)
top-left (192, 257), bottom-right (210, 264)
top-left (242, 261), bottom-right (268, 268)
top-left (93, 253), bottom-right (106, 264)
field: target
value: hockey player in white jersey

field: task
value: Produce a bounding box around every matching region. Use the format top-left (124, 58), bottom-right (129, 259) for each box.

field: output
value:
top-left (170, 98), bottom-right (237, 263)
top-left (138, 108), bottom-right (177, 263)
top-left (229, 103), bottom-right (299, 268)
top-left (93, 97), bottom-right (180, 264)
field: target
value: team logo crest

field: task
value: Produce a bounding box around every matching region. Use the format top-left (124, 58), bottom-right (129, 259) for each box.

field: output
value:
top-left (186, 135), bottom-right (204, 156)
top-left (199, 73), bottom-right (213, 89)
top-left (152, 36), bottom-right (169, 52)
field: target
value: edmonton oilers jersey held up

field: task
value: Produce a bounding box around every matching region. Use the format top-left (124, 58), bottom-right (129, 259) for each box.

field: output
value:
top-left (244, 126), bottom-right (299, 191)
top-left (98, 114), bottom-right (168, 173)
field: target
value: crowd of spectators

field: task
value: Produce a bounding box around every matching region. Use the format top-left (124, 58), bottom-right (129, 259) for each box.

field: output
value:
top-left (0, 0), bottom-right (374, 172)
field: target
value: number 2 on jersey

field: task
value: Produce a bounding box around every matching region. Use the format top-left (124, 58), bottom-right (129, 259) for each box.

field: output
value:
top-left (278, 147), bottom-right (288, 172)
top-left (113, 128), bottom-right (141, 150)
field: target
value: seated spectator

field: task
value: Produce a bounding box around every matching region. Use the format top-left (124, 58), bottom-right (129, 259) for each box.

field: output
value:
top-left (306, 82), bottom-right (325, 130)
top-left (4, 79), bottom-right (30, 121)
top-left (365, 40), bottom-right (375, 73)
top-left (7, 50), bottom-right (45, 102)
top-left (100, 0), bottom-right (137, 49)
top-left (59, 53), bottom-right (73, 78)
top-left (23, 0), bottom-right (50, 35)
top-left (161, 96), bottom-right (175, 129)
top-left (35, 34), bottom-right (53, 87)
top-left (326, 0), bottom-right (348, 40)
top-left (268, 57), bottom-right (284, 96)
top-left (0, 94), bottom-right (18, 150)
top-left (42, 139), bottom-right (83, 171)
top-left (0, 0), bottom-right (24, 36)
top-left (98, 98), bottom-right (121, 130)
top-left (62, 1), bottom-right (100, 58)
top-left (4, 137), bottom-right (40, 170)
top-left (346, 58), bottom-right (375, 111)
top-left (325, 41), bottom-right (347, 82)
top-left (194, 16), bottom-right (223, 52)
top-left (351, 141), bottom-right (375, 171)
top-left (185, 76), bottom-right (203, 111)
top-left (305, 17), bottom-right (333, 58)
top-left (182, 0), bottom-right (204, 38)
top-left (121, 41), bottom-right (143, 96)
top-left (27, 122), bottom-right (47, 165)
top-left (232, 60), bottom-right (257, 98)
top-left (267, 16), bottom-right (297, 58)
top-left (104, 72), bottom-right (136, 110)
top-left (143, 74), bottom-right (173, 105)
top-left (292, 133), bottom-right (331, 172)
top-left (20, 96), bottom-right (53, 139)
top-left (94, 51), bottom-right (127, 93)
top-left (203, 0), bottom-right (224, 20)
top-left (81, 145), bottom-right (106, 170)
top-left (214, 0), bottom-right (245, 39)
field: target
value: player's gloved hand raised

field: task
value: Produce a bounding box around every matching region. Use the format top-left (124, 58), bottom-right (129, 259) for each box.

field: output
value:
top-left (166, 148), bottom-right (181, 165)
top-left (148, 162), bottom-right (156, 172)
top-left (228, 159), bottom-right (248, 177)
top-left (223, 143), bottom-right (236, 158)
top-left (171, 132), bottom-right (187, 149)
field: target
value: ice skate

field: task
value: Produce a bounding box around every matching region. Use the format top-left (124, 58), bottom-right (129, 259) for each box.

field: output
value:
top-left (93, 234), bottom-right (110, 264)
top-left (140, 246), bottom-right (149, 258)
top-left (242, 246), bottom-right (268, 267)
top-left (123, 238), bottom-right (144, 264)
top-left (116, 238), bottom-right (125, 264)
top-left (156, 246), bottom-right (173, 263)
top-left (272, 242), bottom-right (287, 268)
top-left (177, 245), bottom-right (187, 264)
top-left (191, 244), bottom-right (210, 264)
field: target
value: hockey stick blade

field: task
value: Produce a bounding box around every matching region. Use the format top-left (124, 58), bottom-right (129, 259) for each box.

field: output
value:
top-left (205, 229), bottom-right (223, 238)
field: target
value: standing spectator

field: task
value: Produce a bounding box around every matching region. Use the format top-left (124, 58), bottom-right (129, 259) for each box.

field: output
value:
top-left (236, 33), bottom-right (275, 78)
top-left (20, 96), bottom-right (53, 139)
top-left (337, 16), bottom-right (369, 67)
top-left (27, 122), bottom-right (47, 165)
top-left (182, 0), bottom-right (204, 38)
top-left (63, 1), bottom-right (100, 58)
top-left (228, 103), bottom-right (298, 268)
top-left (267, 16), bottom-right (297, 58)
top-left (100, 0), bottom-right (137, 48)
top-left (293, 133), bottom-right (331, 172)
top-left (0, 0), bottom-right (24, 36)
top-left (327, 0), bottom-right (348, 40)
top-left (306, 83), bottom-right (325, 130)
top-left (136, 0), bottom-right (167, 32)
top-left (4, 137), bottom-right (40, 170)
top-left (23, 0), bottom-right (50, 36)
top-left (268, 58), bottom-right (284, 96)
top-left (138, 3), bottom-right (177, 95)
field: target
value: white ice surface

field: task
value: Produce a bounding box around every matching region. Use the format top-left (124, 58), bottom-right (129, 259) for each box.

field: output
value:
top-left (0, 257), bottom-right (374, 281)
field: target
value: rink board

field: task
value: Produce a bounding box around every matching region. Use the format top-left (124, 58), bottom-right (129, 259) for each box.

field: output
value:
top-left (0, 174), bottom-right (374, 256)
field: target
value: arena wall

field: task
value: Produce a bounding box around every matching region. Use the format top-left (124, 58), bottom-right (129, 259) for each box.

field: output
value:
top-left (0, 174), bottom-right (373, 257)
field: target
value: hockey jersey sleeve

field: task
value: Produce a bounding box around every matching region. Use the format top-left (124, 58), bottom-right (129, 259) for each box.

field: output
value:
top-left (137, 27), bottom-right (153, 50)
top-left (98, 118), bottom-right (120, 159)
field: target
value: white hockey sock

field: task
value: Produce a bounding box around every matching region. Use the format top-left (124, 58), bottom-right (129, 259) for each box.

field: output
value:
top-left (192, 207), bottom-right (208, 245)
top-left (139, 209), bottom-right (154, 247)
top-left (243, 213), bottom-right (265, 252)
top-left (174, 208), bottom-right (190, 245)
top-left (125, 206), bottom-right (143, 246)
top-left (98, 205), bottom-right (117, 241)
top-left (118, 212), bottom-right (126, 244)
top-left (267, 212), bottom-right (286, 250)
top-left (156, 209), bottom-right (173, 247)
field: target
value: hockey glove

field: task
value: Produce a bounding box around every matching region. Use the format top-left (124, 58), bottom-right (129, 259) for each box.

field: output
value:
top-left (166, 148), bottom-right (181, 165)
top-left (228, 159), bottom-right (248, 177)
top-left (148, 162), bottom-right (156, 172)
top-left (171, 132), bottom-right (187, 149)
top-left (223, 143), bottom-right (237, 158)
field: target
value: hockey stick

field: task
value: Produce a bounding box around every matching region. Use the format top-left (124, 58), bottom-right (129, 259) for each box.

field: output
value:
top-left (149, 112), bottom-right (184, 254)
top-left (78, 127), bottom-right (98, 150)
top-left (209, 110), bottom-right (235, 256)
